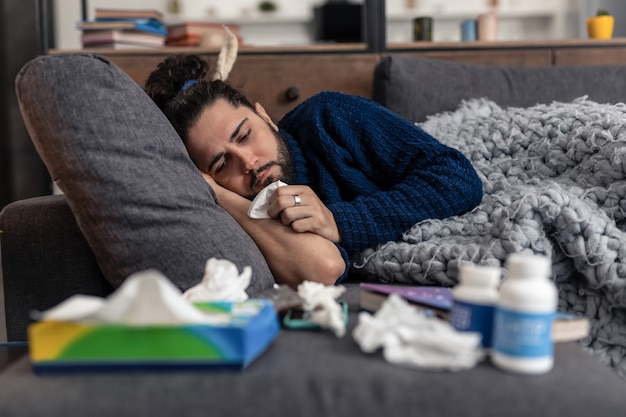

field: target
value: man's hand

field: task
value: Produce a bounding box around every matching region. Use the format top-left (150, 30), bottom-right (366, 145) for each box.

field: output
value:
top-left (267, 185), bottom-right (341, 244)
top-left (199, 171), bottom-right (345, 287)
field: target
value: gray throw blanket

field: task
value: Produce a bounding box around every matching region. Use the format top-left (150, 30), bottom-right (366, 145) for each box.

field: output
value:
top-left (352, 97), bottom-right (626, 379)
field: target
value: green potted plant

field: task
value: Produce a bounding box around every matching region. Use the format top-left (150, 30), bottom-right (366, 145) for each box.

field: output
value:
top-left (587, 8), bottom-right (614, 40)
top-left (257, 1), bottom-right (278, 14)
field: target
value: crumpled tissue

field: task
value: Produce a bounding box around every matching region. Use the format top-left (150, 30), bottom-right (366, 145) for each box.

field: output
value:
top-left (353, 294), bottom-right (484, 371)
top-left (297, 281), bottom-right (346, 337)
top-left (183, 258), bottom-right (251, 302)
top-left (247, 180), bottom-right (287, 218)
top-left (35, 269), bottom-right (229, 326)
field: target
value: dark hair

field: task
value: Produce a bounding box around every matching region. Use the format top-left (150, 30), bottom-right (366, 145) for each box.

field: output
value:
top-left (144, 54), bottom-right (254, 143)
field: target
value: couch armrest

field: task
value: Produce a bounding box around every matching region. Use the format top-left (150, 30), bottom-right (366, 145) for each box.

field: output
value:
top-left (0, 195), bottom-right (113, 341)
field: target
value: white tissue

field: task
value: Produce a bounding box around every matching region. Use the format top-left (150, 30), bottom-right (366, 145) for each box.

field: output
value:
top-left (297, 281), bottom-right (346, 337)
top-left (353, 294), bottom-right (484, 371)
top-left (32, 294), bottom-right (106, 323)
top-left (247, 180), bottom-right (287, 218)
top-left (37, 269), bottom-right (216, 325)
top-left (183, 258), bottom-right (251, 302)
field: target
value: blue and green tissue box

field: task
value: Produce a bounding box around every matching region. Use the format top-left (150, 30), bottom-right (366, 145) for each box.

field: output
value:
top-left (28, 299), bottom-right (280, 373)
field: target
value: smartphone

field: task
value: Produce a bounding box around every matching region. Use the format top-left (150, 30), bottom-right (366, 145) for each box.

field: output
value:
top-left (282, 301), bottom-right (348, 330)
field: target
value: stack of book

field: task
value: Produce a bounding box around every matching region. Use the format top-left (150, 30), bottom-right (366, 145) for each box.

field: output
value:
top-left (165, 22), bottom-right (242, 48)
top-left (77, 8), bottom-right (167, 49)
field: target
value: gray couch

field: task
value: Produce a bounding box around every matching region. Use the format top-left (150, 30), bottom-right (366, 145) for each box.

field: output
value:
top-left (2, 54), bottom-right (626, 417)
top-left (4, 55), bottom-right (626, 341)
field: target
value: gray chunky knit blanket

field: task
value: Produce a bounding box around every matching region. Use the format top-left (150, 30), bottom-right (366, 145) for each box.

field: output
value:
top-left (352, 97), bottom-right (626, 378)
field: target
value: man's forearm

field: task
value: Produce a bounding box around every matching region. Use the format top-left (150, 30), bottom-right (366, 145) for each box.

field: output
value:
top-left (214, 187), bottom-right (346, 288)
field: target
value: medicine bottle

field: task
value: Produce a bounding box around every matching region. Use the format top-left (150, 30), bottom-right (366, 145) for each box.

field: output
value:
top-left (449, 263), bottom-right (500, 349)
top-left (492, 253), bottom-right (557, 375)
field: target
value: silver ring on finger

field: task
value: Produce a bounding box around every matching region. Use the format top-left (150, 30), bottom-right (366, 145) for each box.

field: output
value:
top-left (293, 194), bottom-right (301, 207)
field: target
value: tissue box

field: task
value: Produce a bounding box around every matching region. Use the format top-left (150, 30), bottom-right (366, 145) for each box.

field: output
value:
top-left (28, 299), bottom-right (280, 373)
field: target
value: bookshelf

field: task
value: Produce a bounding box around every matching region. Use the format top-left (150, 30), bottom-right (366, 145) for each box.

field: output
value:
top-left (43, 1), bottom-right (569, 52)
top-left (39, 0), bottom-right (388, 54)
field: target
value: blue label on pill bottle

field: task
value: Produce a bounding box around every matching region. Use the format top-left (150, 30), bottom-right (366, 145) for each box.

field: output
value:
top-left (493, 308), bottom-right (554, 357)
top-left (450, 300), bottom-right (495, 348)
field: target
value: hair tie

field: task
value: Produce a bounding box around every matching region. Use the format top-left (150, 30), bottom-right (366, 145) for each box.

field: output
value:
top-left (180, 79), bottom-right (198, 92)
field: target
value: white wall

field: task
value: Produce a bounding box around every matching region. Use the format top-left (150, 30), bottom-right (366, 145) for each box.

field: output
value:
top-left (182, 0), bottom-right (326, 19)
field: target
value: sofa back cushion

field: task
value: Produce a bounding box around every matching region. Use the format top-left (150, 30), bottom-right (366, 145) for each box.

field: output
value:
top-left (15, 53), bottom-right (275, 294)
top-left (374, 55), bottom-right (626, 122)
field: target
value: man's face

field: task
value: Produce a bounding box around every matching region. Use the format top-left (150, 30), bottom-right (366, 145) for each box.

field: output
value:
top-left (187, 99), bottom-right (294, 199)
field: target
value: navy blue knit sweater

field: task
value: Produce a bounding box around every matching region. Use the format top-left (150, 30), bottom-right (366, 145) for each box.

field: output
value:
top-left (278, 92), bottom-right (483, 275)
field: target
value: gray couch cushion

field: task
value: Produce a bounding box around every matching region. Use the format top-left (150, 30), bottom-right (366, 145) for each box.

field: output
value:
top-left (14, 53), bottom-right (274, 294)
top-left (374, 55), bottom-right (626, 122)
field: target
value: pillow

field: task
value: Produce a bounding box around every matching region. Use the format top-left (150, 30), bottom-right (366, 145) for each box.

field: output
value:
top-left (373, 55), bottom-right (626, 122)
top-left (15, 53), bottom-right (275, 295)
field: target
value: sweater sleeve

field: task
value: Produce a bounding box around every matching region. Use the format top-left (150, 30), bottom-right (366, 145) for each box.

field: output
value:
top-left (280, 92), bottom-right (483, 253)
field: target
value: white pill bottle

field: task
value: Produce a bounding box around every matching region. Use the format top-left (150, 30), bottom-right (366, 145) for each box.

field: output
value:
top-left (449, 263), bottom-right (501, 349)
top-left (492, 253), bottom-right (557, 374)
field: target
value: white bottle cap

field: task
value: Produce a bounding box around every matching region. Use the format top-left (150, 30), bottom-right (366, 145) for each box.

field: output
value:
top-left (459, 263), bottom-right (501, 287)
top-left (505, 253), bottom-right (551, 278)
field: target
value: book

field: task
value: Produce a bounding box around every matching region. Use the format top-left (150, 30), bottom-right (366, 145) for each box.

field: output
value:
top-left (164, 38), bottom-right (202, 47)
top-left (77, 19), bottom-right (167, 36)
top-left (165, 22), bottom-right (241, 47)
top-left (81, 29), bottom-right (165, 48)
top-left (167, 21), bottom-right (225, 39)
top-left (81, 42), bottom-right (164, 50)
top-left (359, 283), bottom-right (453, 318)
top-left (552, 312), bottom-right (591, 343)
top-left (94, 8), bottom-right (164, 22)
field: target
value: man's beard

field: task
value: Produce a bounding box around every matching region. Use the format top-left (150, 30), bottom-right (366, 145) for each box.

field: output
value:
top-left (274, 128), bottom-right (296, 184)
top-left (246, 128), bottom-right (295, 199)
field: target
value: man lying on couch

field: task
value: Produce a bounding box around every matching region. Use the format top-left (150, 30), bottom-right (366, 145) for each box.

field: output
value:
top-left (143, 54), bottom-right (483, 289)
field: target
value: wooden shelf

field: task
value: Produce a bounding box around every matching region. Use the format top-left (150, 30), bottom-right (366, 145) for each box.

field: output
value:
top-left (62, 39), bottom-right (626, 121)
top-left (386, 10), bottom-right (556, 22)
top-left (53, 38), bottom-right (626, 56)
